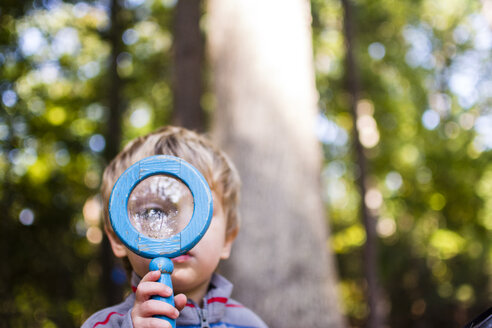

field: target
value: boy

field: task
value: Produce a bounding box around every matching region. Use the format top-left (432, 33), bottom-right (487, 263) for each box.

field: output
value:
top-left (82, 126), bottom-right (267, 328)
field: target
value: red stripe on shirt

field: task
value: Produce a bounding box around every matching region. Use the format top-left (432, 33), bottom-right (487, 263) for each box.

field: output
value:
top-left (186, 298), bottom-right (242, 308)
top-left (186, 298), bottom-right (228, 307)
top-left (92, 312), bottom-right (124, 327)
top-left (207, 297), bottom-right (228, 304)
top-left (226, 304), bottom-right (244, 308)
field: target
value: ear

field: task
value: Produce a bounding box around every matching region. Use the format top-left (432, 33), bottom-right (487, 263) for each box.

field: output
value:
top-left (104, 225), bottom-right (128, 258)
top-left (220, 226), bottom-right (239, 260)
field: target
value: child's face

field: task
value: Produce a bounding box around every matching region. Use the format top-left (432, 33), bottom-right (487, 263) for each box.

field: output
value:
top-left (108, 192), bottom-right (236, 302)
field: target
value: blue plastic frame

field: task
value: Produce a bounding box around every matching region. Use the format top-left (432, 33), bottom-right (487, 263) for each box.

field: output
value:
top-left (109, 155), bottom-right (213, 259)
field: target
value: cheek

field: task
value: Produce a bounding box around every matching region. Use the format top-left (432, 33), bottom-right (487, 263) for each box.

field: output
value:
top-left (127, 253), bottom-right (151, 277)
top-left (202, 232), bottom-right (228, 262)
top-left (203, 219), bottom-right (227, 245)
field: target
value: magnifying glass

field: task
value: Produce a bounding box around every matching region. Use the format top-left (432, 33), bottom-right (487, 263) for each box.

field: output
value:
top-left (109, 155), bottom-right (213, 328)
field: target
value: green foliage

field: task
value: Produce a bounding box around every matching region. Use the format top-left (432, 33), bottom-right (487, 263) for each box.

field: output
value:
top-left (0, 1), bottom-right (177, 327)
top-left (313, 0), bottom-right (492, 326)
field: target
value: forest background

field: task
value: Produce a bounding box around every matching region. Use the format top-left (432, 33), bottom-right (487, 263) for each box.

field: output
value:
top-left (1, 0), bottom-right (492, 327)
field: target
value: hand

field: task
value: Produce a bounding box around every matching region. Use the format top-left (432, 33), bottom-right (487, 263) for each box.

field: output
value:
top-left (131, 270), bottom-right (187, 328)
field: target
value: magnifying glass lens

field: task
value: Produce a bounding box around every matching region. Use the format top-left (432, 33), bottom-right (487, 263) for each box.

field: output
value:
top-left (127, 175), bottom-right (193, 239)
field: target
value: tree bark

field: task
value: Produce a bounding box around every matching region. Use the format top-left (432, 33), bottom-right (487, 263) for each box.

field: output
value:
top-left (341, 0), bottom-right (383, 327)
top-left (207, 1), bottom-right (346, 327)
top-left (101, 0), bottom-right (125, 307)
top-left (172, 0), bottom-right (205, 131)
top-left (106, 0), bottom-right (124, 160)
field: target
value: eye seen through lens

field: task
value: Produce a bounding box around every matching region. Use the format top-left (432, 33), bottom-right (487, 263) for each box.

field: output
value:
top-left (127, 174), bottom-right (194, 239)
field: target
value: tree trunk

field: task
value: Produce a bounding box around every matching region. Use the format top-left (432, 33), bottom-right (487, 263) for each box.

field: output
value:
top-left (172, 0), bottom-right (205, 131)
top-left (106, 0), bottom-right (124, 160)
top-left (206, 1), bottom-right (346, 327)
top-left (101, 0), bottom-right (125, 307)
top-left (341, 0), bottom-right (383, 327)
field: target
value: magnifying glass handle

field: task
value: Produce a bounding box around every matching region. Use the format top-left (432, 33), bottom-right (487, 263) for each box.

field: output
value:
top-left (149, 257), bottom-right (176, 328)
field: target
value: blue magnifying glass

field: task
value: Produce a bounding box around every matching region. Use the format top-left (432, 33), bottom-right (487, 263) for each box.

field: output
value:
top-left (109, 155), bottom-right (213, 328)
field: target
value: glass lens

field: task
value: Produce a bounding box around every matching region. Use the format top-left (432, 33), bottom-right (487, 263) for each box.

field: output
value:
top-left (127, 175), bottom-right (194, 239)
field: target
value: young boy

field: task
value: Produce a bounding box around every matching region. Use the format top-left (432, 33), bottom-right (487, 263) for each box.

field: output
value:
top-left (82, 126), bottom-right (267, 328)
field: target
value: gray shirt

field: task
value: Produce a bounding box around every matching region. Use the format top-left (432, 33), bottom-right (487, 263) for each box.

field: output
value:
top-left (81, 273), bottom-right (268, 328)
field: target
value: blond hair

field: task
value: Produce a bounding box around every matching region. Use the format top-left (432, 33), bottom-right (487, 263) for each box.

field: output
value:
top-left (101, 126), bottom-right (240, 236)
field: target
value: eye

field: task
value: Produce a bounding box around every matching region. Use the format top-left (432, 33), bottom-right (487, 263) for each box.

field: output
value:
top-left (137, 204), bottom-right (178, 222)
top-left (130, 201), bottom-right (179, 238)
top-left (134, 200), bottom-right (179, 223)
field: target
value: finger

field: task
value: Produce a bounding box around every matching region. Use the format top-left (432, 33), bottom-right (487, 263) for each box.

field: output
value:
top-left (132, 316), bottom-right (173, 328)
top-left (141, 270), bottom-right (161, 283)
top-left (147, 317), bottom-right (174, 328)
top-left (138, 299), bottom-right (180, 319)
top-left (135, 282), bottom-right (173, 302)
top-left (174, 294), bottom-right (187, 312)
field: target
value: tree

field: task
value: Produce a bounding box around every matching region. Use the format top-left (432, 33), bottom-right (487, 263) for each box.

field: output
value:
top-left (206, 0), bottom-right (346, 327)
top-left (341, 0), bottom-right (383, 327)
top-left (100, 0), bottom-right (126, 308)
top-left (172, 0), bottom-right (205, 131)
